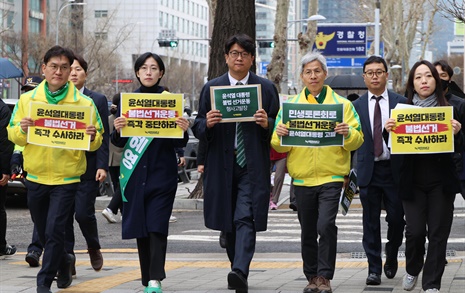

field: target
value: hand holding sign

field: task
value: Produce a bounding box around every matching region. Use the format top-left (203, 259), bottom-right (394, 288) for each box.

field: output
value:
top-left (86, 124), bottom-right (97, 141)
top-left (20, 117), bottom-right (34, 133)
top-left (385, 118), bottom-right (396, 133)
top-left (334, 122), bottom-right (350, 138)
top-left (175, 117), bottom-right (190, 131)
top-left (206, 109), bottom-right (222, 128)
top-left (254, 108), bottom-right (268, 129)
top-left (275, 123), bottom-right (289, 137)
top-left (452, 119), bottom-right (461, 135)
top-left (114, 116), bottom-right (127, 133)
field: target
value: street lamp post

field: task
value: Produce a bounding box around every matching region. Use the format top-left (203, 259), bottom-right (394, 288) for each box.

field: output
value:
top-left (374, 0), bottom-right (381, 56)
top-left (56, 0), bottom-right (87, 45)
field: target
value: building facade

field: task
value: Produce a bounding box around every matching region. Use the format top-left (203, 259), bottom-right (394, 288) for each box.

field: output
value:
top-left (0, 0), bottom-right (47, 99)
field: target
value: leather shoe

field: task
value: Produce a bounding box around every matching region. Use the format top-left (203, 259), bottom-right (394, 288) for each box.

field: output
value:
top-left (36, 285), bottom-right (52, 293)
top-left (57, 253), bottom-right (75, 288)
top-left (366, 273), bottom-right (381, 285)
top-left (384, 260), bottom-right (398, 279)
top-left (219, 231), bottom-right (227, 249)
top-left (26, 251), bottom-right (41, 267)
top-left (88, 248), bottom-right (103, 271)
top-left (227, 270), bottom-right (248, 291)
top-left (289, 201), bottom-right (298, 211)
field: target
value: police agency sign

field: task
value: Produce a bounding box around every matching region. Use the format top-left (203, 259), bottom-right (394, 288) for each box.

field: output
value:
top-left (313, 26), bottom-right (366, 57)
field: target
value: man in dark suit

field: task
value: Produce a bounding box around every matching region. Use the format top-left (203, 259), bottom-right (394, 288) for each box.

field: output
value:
top-left (434, 60), bottom-right (465, 200)
top-left (192, 33), bottom-right (279, 292)
top-left (353, 56), bottom-right (406, 286)
top-left (66, 54), bottom-right (109, 272)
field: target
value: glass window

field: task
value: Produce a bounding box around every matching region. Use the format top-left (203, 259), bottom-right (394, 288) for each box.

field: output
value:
top-left (29, 0), bottom-right (40, 11)
top-left (7, 11), bottom-right (14, 27)
top-left (95, 32), bottom-right (108, 40)
top-left (95, 10), bottom-right (108, 18)
top-left (29, 18), bottom-right (40, 33)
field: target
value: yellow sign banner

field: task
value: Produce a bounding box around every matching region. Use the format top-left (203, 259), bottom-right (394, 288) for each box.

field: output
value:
top-left (120, 93), bottom-right (184, 138)
top-left (27, 102), bottom-right (92, 150)
top-left (390, 106), bottom-right (454, 154)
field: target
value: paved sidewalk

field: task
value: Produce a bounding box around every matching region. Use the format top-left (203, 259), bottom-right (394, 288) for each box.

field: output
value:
top-left (6, 175), bottom-right (462, 292)
top-left (0, 252), bottom-right (464, 293)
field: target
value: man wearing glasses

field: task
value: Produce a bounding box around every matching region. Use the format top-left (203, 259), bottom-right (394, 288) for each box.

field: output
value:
top-left (8, 46), bottom-right (103, 293)
top-left (192, 34), bottom-right (279, 292)
top-left (352, 56), bottom-right (406, 286)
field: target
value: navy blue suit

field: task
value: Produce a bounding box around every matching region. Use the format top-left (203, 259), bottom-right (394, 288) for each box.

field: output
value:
top-left (65, 88), bottom-right (109, 253)
top-left (192, 72), bottom-right (279, 277)
top-left (353, 91), bottom-right (406, 276)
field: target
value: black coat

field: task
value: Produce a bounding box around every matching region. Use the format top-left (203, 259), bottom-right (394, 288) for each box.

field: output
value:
top-left (0, 99), bottom-right (13, 175)
top-left (81, 88), bottom-right (109, 180)
top-left (393, 104), bottom-right (465, 200)
top-left (192, 72), bottom-right (280, 232)
top-left (111, 86), bottom-right (188, 239)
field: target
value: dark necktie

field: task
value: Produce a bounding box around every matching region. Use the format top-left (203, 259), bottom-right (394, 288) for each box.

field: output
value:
top-left (235, 81), bottom-right (246, 167)
top-left (373, 96), bottom-right (383, 157)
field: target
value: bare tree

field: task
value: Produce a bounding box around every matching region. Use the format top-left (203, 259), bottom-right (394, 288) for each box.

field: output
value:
top-left (434, 0), bottom-right (465, 21)
top-left (266, 0), bottom-right (290, 93)
top-left (297, 0), bottom-right (318, 56)
top-left (420, 0), bottom-right (440, 59)
top-left (0, 7), bottom-right (14, 36)
top-left (0, 31), bottom-right (53, 76)
top-left (205, 0), bottom-right (217, 35)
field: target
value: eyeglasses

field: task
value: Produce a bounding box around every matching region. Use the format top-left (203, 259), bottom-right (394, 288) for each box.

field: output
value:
top-left (228, 50), bottom-right (251, 59)
top-left (364, 70), bottom-right (386, 78)
top-left (139, 66), bottom-right (159, 73)
top-left (47, 64), bottom-right (70, 73)
top-left (303, 69), bottom-right (324, 77)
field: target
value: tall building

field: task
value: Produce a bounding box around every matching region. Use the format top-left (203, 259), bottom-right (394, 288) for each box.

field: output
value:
top-left (0, 0), bottom-right (47, 99)
top-left (256, 0), bottom-right (277, 68)
top-left (80, 0), bottom-right (209, 75)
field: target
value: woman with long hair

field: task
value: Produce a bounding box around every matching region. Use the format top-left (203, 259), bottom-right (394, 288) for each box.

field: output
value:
top-left (385, 60), bottom-right (463, 293)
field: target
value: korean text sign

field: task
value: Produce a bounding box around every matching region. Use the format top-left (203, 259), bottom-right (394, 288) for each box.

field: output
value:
top-left (120, 93), bottom-right (184, 138)
top-left (313, 26), bottom-right (367, 56)
top-left (390, 106), bottom-right (454, 154)
top-left (281, 103), bottom-right (344, 147)
top-left (27, 102), bottom-right (91, 150)
top-left (210, 84), bottom-right (262, 122)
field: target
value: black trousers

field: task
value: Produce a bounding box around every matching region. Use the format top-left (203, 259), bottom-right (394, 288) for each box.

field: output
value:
top-left (137, 232), bottom-right (168, 286)
top-left (359, 161), bottom-right (405, 275)
top-left (28, 224), bottom-right (43, 254)
top-left (65, 179), bottom-right (101, 254)
top-left (0, 184), bottom-right (7, 250)
top-left (295, 182), bottom-right (342, 280)
top-left (225, 162), bottom-right (256, 278)
top-left (403, 183), bottom-right (455, 291)
top-left (26, 180), bottom-right (77, 288)
top-left (108, 166), bottom-right (123, 214)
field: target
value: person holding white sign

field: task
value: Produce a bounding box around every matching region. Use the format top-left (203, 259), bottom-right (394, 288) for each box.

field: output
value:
top-left (385, 60), bottom-right (463, 293)
top-left (111, 52), bottom-right (189, 293)
top-left (7, 45), bottom-right (103, 293)
top-left (271, 51), bottom-right (363, 293)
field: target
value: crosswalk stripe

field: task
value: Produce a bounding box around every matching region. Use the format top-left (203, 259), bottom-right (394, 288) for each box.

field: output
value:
top-left (168, 211), bottom-right (465, 244)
